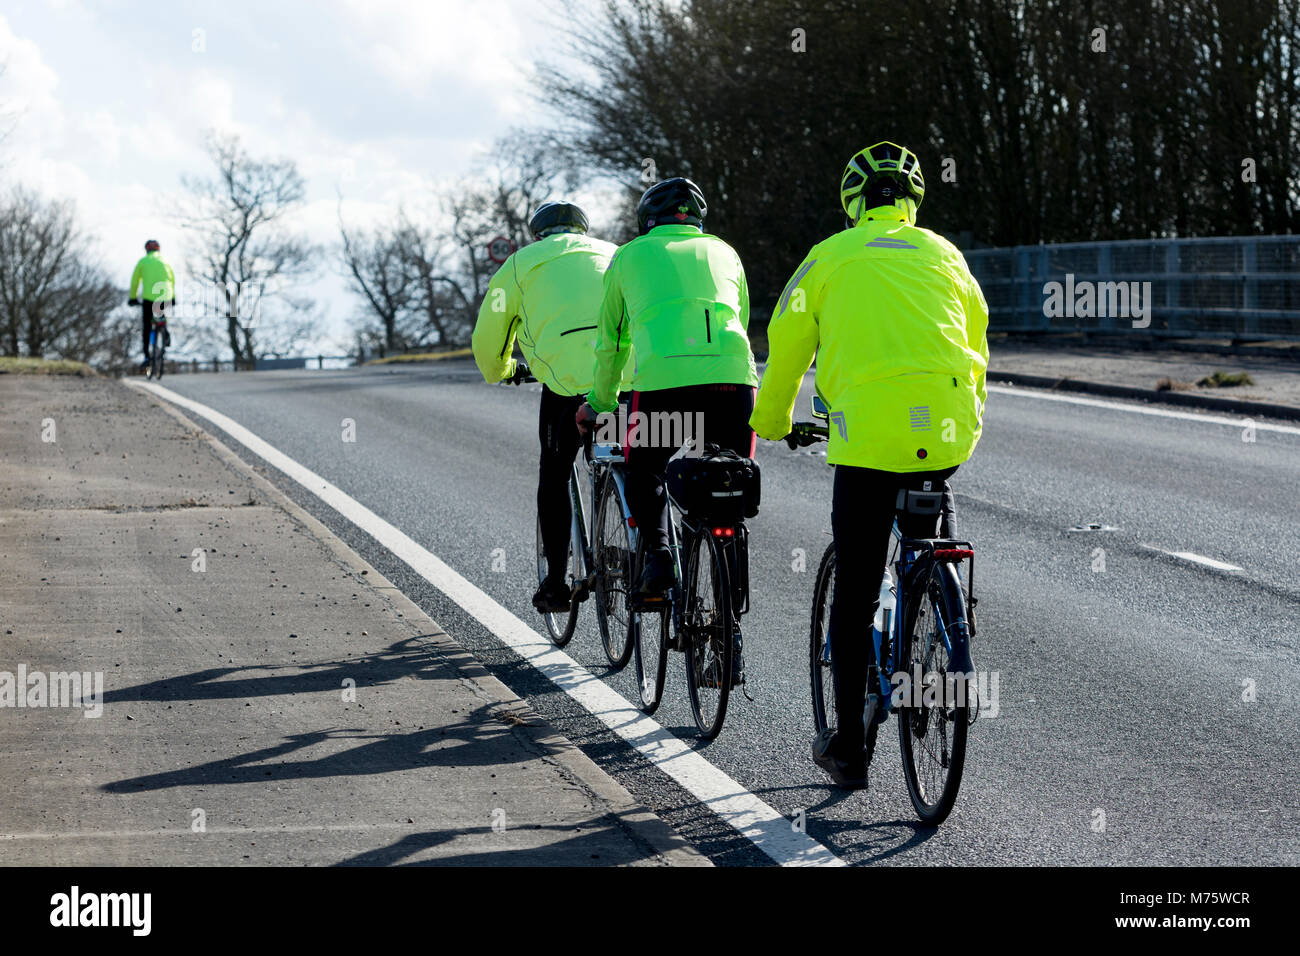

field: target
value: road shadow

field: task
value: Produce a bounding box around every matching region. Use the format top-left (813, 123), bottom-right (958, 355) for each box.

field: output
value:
top-left (750, 780), bottom-right (943, 863)
top-left (101, 701), bottom-right (542, 793)
top-left (101, 634), bottom-right (449, 705)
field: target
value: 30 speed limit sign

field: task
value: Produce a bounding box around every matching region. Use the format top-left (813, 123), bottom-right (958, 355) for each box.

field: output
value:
top-left (487, 236), bottom-right (515, 264)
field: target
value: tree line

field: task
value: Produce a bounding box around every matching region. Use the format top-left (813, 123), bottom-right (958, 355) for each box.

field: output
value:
top-left (537, 0), bottom-right (1300, 309)
top-left (3, 2), bottom-right (1295, 366)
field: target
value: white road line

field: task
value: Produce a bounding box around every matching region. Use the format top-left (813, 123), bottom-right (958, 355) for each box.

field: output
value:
top-left (1141, 545), bottom-right (1243, 572)
top-left (128, 381), bottom-right (842, 868)
top-left (986, 384), bottom-right (1300, 436)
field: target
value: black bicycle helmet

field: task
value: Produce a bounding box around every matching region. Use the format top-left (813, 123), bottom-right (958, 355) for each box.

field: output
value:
top-left (528, 201), bottom-right (589, 240)
top-left (636, 177), bottom-right (707, 234)
top-left (144, 239), bottom-right (160, 252)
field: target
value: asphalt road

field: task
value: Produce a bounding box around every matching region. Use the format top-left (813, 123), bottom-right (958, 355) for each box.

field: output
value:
top-left (154, 361), bottom-right (1300, 866)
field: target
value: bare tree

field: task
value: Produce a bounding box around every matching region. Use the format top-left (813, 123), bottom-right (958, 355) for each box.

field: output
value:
top-left (342, 131), bottom-right (576, 351)
top-left (0, 188), bottom-right (119, 360)
top-left (339, 204), bottom-right (419, 351)
top-left (180, 131), bottom-right (318, 368)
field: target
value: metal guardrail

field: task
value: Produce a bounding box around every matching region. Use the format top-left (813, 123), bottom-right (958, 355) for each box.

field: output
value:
top-left (107, 355), bottom-right (356, 377)
top-left (965, 235), bottom-right (1300, 340)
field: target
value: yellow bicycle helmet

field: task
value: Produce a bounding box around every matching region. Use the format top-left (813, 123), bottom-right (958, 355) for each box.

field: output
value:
top-left (840, 142), bottom-right (925, 225)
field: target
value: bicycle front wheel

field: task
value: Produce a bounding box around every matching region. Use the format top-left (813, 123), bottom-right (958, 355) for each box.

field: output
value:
top-left (593, 477), bottom-right (635, 668)
top-left (684, 531), bottom-right (734, 739)
top-left (809, 543), bottom-right (836, 734)
top-left (536, 511), bottom-right (579, 647)
top-left (897, 562), bottom-right (969, 825)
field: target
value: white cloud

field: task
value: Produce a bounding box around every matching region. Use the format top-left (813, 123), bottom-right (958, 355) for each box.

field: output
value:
top-left (0, 1), bottom-right (589, 352)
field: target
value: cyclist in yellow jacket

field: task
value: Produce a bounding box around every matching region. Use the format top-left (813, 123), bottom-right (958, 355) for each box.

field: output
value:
top-left (576, 178), bottom-right (759, 683)
top-left (472, 201), bottom-right (618, 614)
top-left (578, 178), bottom-right (758, 587)
top-left (751, 142), bottom-right (989, 788)
top-left (127, 240), bottom-right (176, 374)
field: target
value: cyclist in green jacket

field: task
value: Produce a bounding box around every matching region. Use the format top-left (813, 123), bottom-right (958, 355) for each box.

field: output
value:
top-left (751, 143), bottom-right (989, 788)
top-left (576, 178), bottom-right (759, 678)
top-left (127, 240), bottom-right (176, 373)
top-left (471, 202), bottom-right (618, 614)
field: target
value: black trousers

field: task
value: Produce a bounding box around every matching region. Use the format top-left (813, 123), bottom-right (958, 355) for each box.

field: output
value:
top-left (140, 300), bottom-right (169, 358)
top-left (538, 385), bottom-right (586, 584)
top-left (828, 463), bottom-right (959, 753)
top-left (623, 383), bottom-right (756, 552)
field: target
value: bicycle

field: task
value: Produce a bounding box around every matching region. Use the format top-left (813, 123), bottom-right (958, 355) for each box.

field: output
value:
top-left (147, 315), bottom-right (168, 380)
top-left (630, 443), bottom-right (756, 740)
top-left (506, 367), bottom-right (639, 668)
top-left (789, 396), bottom-right (979, 824)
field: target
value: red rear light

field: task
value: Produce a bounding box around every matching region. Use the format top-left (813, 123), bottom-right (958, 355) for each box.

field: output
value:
top-left (934, 548), bottom-right (973, 560)
top-left (627, 517), bottom-right (636, 528)
top-left (711, 527), bottom-right (735, 537)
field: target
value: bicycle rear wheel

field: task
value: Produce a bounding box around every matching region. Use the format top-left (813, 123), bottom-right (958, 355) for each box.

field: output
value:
top-left (536, 510), bottom-right (579, 647)
top-left (897, 561), bottom-right (969, 825)
top-left (631, 539), bottom-right (668, 713)
top-left (684, 530), bottom-right (734, 739)
top-left (151, 338), bottom-right (165, 380)
top-left (809, 543), bottom-right (836, 734)
top-left (593, 477), bottom-right (635, 668)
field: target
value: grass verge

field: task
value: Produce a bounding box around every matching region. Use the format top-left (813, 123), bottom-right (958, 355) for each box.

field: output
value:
top-left (0, 357), bottom-right (97, 376)
top-left (1197, 370), bottom-right (1255, 388)
top-left (365, 348), bottom-right (472, 365)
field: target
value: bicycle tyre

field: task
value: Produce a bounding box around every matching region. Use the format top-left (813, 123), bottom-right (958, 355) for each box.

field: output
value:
top-left (684, 530), bottom-right (734, 739)
top-left (152, 338), bottom-right (165, 380)
top-left (536, 510), bottom-right (579, 647)
top-left (809, 543), bottom-right (836, 734)
top-left (897, 560), bottom-right (969, 825)
top-left (631, 539), bottom-right (668, 713)
top-left (593, 477), bottom-right (635, 668)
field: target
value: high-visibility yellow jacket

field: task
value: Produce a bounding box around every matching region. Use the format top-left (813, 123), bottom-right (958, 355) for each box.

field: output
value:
top-left (129, 251), bottom-right (175, 302)
top-left (751, 205), bottom-right (989, 472)
top-left (586, 224), bottom-right (758, 413)
top-left (472, 232), bottom-right (619, 396)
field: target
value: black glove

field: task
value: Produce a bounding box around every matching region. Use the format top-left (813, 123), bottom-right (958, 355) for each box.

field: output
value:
top-left (506, 361), bottom-right (531, 385)
top-left (128, 298), bottom-right (139, 306)
top-left (784, 424), bottom-right (825, 450)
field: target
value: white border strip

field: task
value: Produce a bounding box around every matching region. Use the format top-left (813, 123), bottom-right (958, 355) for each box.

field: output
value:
top-left (1141, 545), bottom-right (1243, 572)
top-left (128, 381), bottom-right (842, 867)
top-left (987, 384), bottom-right (1300, 436)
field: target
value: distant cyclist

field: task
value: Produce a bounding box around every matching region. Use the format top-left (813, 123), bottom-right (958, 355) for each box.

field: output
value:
top-left (751, 142), bottom-right (989, 789)
top-left (471, 202), bottom-right (619, 615)
top-left (127, 240), bottom-right (176, 374)
top-left (575, 178), bottom-right (759, 678)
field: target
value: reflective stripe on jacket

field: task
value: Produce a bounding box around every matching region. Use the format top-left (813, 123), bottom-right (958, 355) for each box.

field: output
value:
top-left (751, 206), bottom-right (989, 472)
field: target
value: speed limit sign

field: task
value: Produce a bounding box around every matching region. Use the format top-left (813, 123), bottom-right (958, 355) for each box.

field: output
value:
top-left (487, 236), bottom-right (515, 264)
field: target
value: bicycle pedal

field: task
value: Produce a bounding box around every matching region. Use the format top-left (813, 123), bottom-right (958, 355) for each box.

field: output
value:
top-left (630, 593), bottom-right (669, 611)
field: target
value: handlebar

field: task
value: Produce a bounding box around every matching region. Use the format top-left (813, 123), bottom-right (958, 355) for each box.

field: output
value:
top-left (504, 362), bottom-right (537, 386)
top-left (785, 421), bottom-right (829, 450)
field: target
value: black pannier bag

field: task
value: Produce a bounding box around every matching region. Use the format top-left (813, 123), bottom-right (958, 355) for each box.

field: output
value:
top-left (665, 445), bottom-right (761, 522)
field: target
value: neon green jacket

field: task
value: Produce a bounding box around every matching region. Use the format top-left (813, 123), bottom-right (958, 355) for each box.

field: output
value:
top-left (129, 251), bottom-right (175, 302)
top-left (751, 206), bottom-right (989, 472)
top-left (587, 224), bottom-right (758, 413)
top-left (472, 232), bottom-right (618, 396)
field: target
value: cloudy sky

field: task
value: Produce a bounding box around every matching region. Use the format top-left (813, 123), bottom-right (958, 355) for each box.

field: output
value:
top-left (0, 0), bottom-right (588, 351)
